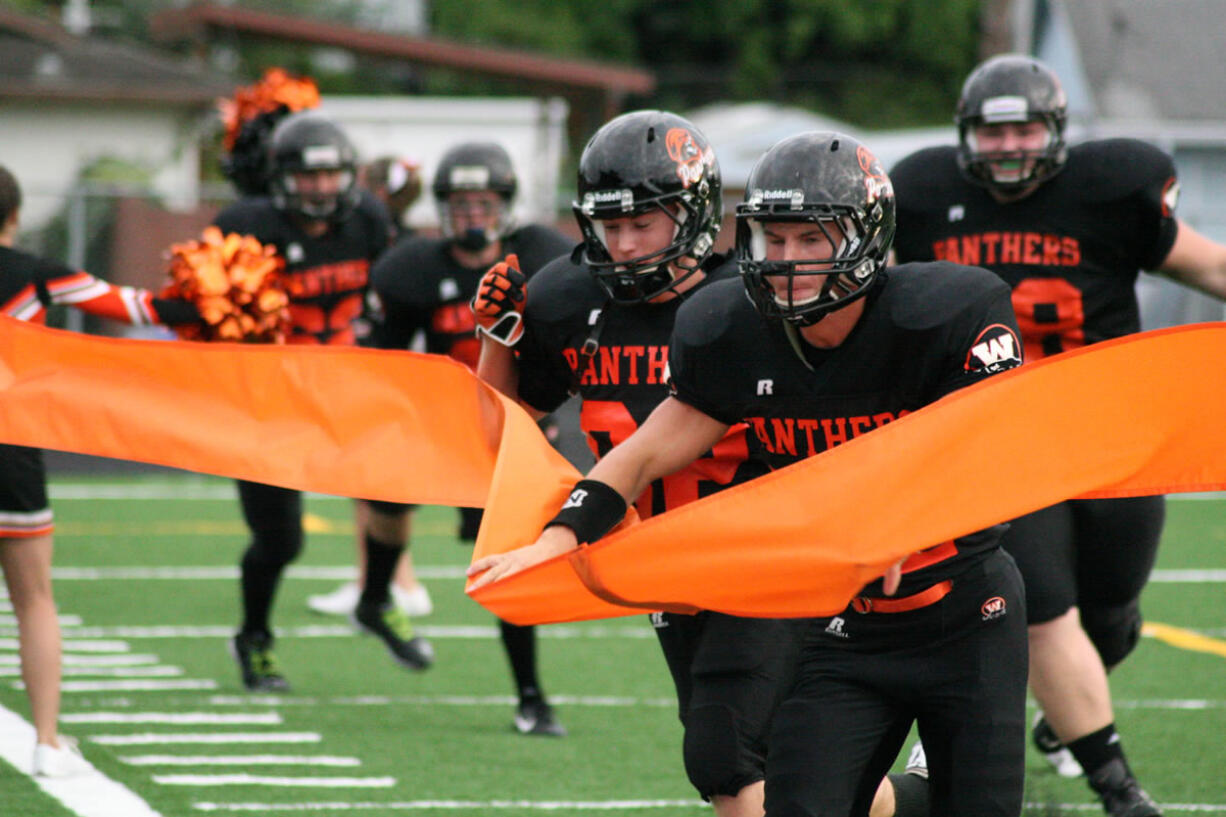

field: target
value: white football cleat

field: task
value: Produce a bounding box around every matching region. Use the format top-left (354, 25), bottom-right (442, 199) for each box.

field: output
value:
top-left (393, 583), bottom-right (433, 618)
top-left (307, 582), bottom-right (360, 616)
top-left (33, 736), bottom-right (93, 777)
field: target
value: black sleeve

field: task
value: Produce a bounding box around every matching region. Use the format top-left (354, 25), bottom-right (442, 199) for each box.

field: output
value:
top-left (151, 297), bottom-right (201, 326)
top-left (371, 291), bottom-right (428, 351)
top-left (931, 279), bottom-right (1024, 400)
top-left (1124, 145), bottom-right (1180, 271)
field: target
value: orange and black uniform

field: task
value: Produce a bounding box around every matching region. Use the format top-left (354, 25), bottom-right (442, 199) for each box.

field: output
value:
top-left (892, 139), bottom-right (1177, 665)
top-left (0, 245), bottom-right (198, 535)
top-left (212, 193), bottom-right (389, 637)
top-left (367, 224), bottom-right (572, 527)
top-left (669, 264), bottom-right (1028, 817)
top-left (516, 253), bottom-right (788, 801)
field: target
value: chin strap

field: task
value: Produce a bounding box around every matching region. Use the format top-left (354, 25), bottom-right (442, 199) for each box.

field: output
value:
top-left (782, 321), bottom-right (816, 372)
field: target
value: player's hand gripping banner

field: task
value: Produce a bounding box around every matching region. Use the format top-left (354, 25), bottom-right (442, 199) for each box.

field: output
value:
top-left (4, 316), bottom-right (1226, 624)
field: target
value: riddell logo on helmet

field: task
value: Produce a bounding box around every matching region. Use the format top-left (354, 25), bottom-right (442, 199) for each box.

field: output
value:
top-left (665, 128), bottom-right (713, 188)
top-left (981, 596), bottom-right (1007, 621)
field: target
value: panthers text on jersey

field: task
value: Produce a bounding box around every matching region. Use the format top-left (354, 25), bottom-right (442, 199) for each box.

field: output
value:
top-left (669, 262), bottom-right (1022, 596)
top-left (516, 253), bottom-right (767, 520)
top-left (891, 139), bottom-right (1179, 362)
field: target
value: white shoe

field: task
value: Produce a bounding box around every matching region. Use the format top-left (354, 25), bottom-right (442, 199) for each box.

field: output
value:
top-left (1032, 711), bottom-right (1084, 778)
top-left (307, 582), bottom-right (360, 616)
top-left (904, 740), bottom-right (928, 779)
top-left (309, 581), bottom-right (433, 617)
top-left (33, 736), bottom-right (93, 777)
top-left (393, 584), bottom-right (433, 617)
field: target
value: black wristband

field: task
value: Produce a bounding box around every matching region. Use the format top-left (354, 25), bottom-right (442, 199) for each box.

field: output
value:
top-left (546, 479), bottom-right (627, 544)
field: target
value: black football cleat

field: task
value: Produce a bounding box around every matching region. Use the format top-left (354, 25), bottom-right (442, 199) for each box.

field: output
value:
top-left (514, 698), bottom-right (567, 737)
top-left (353, 601), bottom-right (434, 670)
top-left (1089, 758), bottom-right (1162, 817)
top-left (230, 631), bottom-right (290, 692)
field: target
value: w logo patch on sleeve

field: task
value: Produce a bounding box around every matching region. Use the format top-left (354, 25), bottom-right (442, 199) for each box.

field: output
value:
top-left (965, 324), bottom-right (1022, 373)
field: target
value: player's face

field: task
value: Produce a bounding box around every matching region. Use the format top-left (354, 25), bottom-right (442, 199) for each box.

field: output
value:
top-left (761, 220), bottom-right (846, 306)
top-left (446, 190), bottom-right (503, 234)
top-left (972, 119), bottom-right (1050, 184)
top-left (597, 207), bottom-right (677, 266)
top-left (290, 168), bottom-right (348, 196)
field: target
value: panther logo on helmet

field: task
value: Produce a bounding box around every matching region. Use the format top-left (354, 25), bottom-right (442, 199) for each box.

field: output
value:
top-left (857, 145), bottom-right (893, 205)
top-left (666, 128), bottom-right (713, 189)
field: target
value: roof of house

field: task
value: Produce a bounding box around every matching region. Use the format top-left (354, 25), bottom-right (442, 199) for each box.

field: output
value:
top-left (150, 2), bottom-right (654, 97)
top-left (0, 6), bottom-right (231, 105)
top-left (1052, 0), bottom-right (1226, 122)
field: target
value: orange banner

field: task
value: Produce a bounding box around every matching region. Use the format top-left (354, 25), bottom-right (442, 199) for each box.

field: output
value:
top-left (471, 322), bottom-right (1226, 623)
top-left (5, 317), bottom-right (1226, 626)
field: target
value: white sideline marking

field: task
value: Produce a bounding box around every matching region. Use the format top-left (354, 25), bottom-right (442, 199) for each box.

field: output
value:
top-left (21, 679), bottom-right (218, 693)
top-left (1, 639), bottom-right (134, 653)
top-left (155, 774), bottom-right (395, 787)
top-left (0, 613), bottom-right (82, 626)
top-left (91, 732), bottom-right (321, 745)
top-left (1149, 569), bottom-right (1226, 582)
top-left (50, 483), bottom-right (239, 500)
top-left (0, 654), bottom-right (157, 667)
top-left (189, 802), bottom-right (1226, 814)
top-left (203, 693), bottom-right (676, 709)
top-left (3, 623), bottom-right (655, 641)
top-left (122, 755), bottom-right (360, 767)
top-left (193, 799), bottom-right (708, 811)
top-left (0, 700), bottom-right (163, 817)
top-left (51, 565), bottom-right (466, 580)
top-left (62, 712), bottom-right (282, 725)
top-left (0, 665), bottom-right (183, 678)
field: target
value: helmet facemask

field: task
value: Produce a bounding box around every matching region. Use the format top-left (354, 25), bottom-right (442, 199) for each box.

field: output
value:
top-left (958, 109), bottom-right (1066, 193)
top-left (574, 187), bottom-right (714, 304)
top-left (738, 208), bottom-right (884, 326)
top-left (438, 188), bottom-right (513, 252)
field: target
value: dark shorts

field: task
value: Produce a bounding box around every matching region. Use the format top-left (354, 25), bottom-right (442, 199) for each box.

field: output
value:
top-left (766, 549), bottom-right (1028, 817)
top-left (654, 610), bottom-right (804, 798)
top-left (1001, 496), bottom-right (1164, 624)
top-left (0, 443), bottom-right (53, 537)
top-left (360, 502), bottom-right (483, 543)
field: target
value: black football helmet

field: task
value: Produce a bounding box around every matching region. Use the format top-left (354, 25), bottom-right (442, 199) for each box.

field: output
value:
top-left (736, 132), bottom-right (895, 326)
top-left (573, 110), bottom-right (722, 304)
top-left (267, 111), bottom-right (359, 222)
top-left (431, 142), bottom-right (517, 251)
top-left (956, 54), bottom-right (1068, 192)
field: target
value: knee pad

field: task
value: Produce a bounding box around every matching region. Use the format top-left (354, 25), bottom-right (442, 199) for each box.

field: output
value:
top-left (1080, 600), bottom-right (1142, 668)
top-left (245, 527), bottom-right (304, 570)
top-left (682, 704), bottom-right (760, 799)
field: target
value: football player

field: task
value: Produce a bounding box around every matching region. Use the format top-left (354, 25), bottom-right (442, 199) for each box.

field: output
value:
top-left (891, 54), bottom-right (1226, 817)
top-left (214, 111), bottom-right (437, 692)
top-left (362, 141), bottom-right (574, 735)
top-left (1, 164), bottom-right (200, 774)
top-left (472, 118), bottom-right (934, 817)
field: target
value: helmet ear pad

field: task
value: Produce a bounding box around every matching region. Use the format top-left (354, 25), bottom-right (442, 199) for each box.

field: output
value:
top-left (572, 110), bottom-right (722, 304)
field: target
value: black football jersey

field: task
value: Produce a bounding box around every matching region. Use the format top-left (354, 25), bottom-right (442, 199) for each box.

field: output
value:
top-left (516, 254), bottom-right (767, 519)
top-left (212, 192), bottom-right (390, 345)
top-left (370, 225), bottom-right (573, 369)
top-left (891, 139), bottom-right (1179, 361)
top-left (669, 262), bottom-right (1022, 592)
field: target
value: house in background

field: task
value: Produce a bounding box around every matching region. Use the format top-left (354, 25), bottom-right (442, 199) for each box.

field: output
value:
top-left (1027, 0), bottom-right (1226, 326)
top-left (0, 5), bottom-right (231, 231)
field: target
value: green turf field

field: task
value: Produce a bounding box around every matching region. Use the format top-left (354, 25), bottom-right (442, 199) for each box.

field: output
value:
top-left (2, 476), bottom-right (1224, 816)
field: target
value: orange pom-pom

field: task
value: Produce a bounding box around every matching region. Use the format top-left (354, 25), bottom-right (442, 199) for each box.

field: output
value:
top-left (219, 68), bottom-right (321, 151)
top-left (161, 229), bottom-right (290, 343)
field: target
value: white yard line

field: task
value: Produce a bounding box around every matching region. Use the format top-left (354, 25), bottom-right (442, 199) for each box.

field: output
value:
top-left (187, 801), bottom-right (1226, 813)
top-left (17, 679), bottom-right (219, 693)
top-left (1, 654), bottom-right (156, 666)
top-left (62, 712), bottom-right (282, 725)
top-left (0, 701), bottom-right (163, 817)
top-left (90, 732), bottom-right (321, 746)
top-left (192, 799), bottom-right (708, 811)
top-left (122, 755), bottom-right (360, 767)
top-left (50, 565), bottom-right (465, 580)
top-left (2, 623), bottom-right (654, 640)
top-left (0, 666), bottom-right (183, 678)
top-left (156, 774), bottom-right (395, 787)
